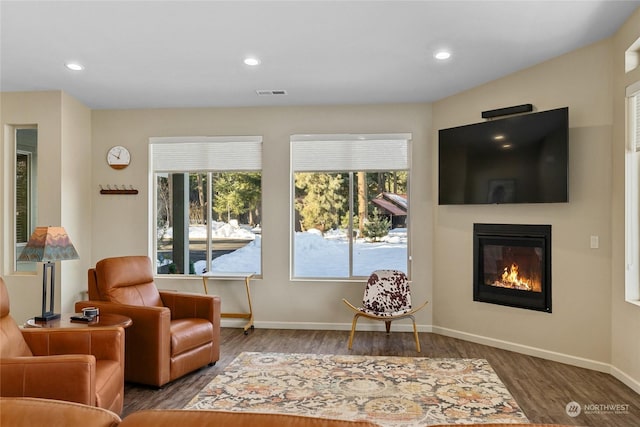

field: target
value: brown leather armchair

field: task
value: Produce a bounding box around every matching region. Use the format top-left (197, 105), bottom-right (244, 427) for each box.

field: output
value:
top-left (75, 256), bottom-right (221, 387)
top-left (1, 397), bottom-right (122, 427)
top-left (0, 277), bottom-right (125, 414)
top-left (118, 410), bottom-right (383, 427)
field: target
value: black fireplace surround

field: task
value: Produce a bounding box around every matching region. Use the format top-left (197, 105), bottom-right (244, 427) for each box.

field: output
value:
top-left (473, 223), bottom-right (552, 313)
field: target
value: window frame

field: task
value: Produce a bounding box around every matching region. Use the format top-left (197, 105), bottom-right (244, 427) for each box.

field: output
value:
top-left (149, 136), bottom-right (263, 278)
top-left (625, 80), bottom-right (640, 305)
top-left (290, 133), bottom-right (412, 281)
top-left (13, 126), bottom-right (38, 273)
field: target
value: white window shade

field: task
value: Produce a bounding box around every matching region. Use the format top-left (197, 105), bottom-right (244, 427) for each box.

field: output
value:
top-left (291, 134), bottom-right (411, 172)
top-left (150, 136), bottom-right (262, 172)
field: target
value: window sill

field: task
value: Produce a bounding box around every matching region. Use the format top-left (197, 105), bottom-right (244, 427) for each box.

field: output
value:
top-left (625, 299), bottom-right (640, 309)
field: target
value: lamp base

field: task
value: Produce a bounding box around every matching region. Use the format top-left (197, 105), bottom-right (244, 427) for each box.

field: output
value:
top-left (34, 312), bottom-right (61, 322)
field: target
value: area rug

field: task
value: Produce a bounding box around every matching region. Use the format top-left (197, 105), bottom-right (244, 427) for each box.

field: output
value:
top-left (185, 352), bottom-right (528, 426)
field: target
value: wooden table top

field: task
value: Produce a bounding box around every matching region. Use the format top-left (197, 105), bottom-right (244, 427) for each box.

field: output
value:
top-left (25, 313), bottom-right (132, 329)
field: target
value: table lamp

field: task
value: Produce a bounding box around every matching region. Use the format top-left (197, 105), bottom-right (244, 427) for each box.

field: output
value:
top-left (17, 226), bottom-right (79, 321)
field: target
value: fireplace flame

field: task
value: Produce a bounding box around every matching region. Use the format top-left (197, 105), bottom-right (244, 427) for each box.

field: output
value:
top-left (495, 263), bottom-right (532, 291)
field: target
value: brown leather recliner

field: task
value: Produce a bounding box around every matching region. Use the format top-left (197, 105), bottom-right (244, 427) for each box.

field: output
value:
top-left (1, 397), bottom-right (122, 427)
top-left (0, 277), bottom-right (125, 414)
top-left (118, 410), bottom-right (383, 427)
top-left (75, 256), bottom-right (221, 387)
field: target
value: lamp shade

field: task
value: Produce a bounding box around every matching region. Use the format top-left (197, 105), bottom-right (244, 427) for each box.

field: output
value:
top-left (17, 226), bottom-right (79, 262)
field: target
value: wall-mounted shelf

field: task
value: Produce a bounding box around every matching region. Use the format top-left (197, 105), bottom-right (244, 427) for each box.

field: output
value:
top-left (99, 185), bottom-right (138, 195)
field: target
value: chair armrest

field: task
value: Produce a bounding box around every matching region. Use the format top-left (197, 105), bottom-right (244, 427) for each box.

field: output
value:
top-left (75, 300), bottom-right (171, 386)
top-left (159, 291), bottom-right (220, 324)
top-left (0, 355), bottom-right (96, 406)
top-left (160, 291), bottom-right (221, 370)
top-left (0, 397), bottom-right (122, 427)
top-left (21, 327), bottom-right (124, 363)
top-left (342, 298), bottom-right (361, 313)
top-left (75, 300), bottom-right (170, 336)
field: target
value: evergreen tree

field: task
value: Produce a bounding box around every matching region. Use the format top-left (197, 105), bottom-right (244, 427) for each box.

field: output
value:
top-left (295, 173), bottom-right (346, 233)
top-left (362, 208), bottom-right (390, 242)
top-left (212, 172), bottom-right (261, 225)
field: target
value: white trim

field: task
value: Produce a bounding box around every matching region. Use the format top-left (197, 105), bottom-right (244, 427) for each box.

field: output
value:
top-left (433, 326), bottom-right (640, 394)
top-left (611, 365), bottom-right (640, 395)
top-left (432, 326), bottom-right (611, 373)
top-left (625, 151), bottom-right (639, 301)
top-left (626, 84), bottom-right (640, 303)
top-left (149, 136), bottom-right (263, 144)
top-left (628, 88), bottom-right (640, 152)
top-left (227, 319), bottom-right (432, 332)
top-left (627, 299), bottom-right (640, 308)
top-left (625, 37), bottom-right (640, 73)
top-left (290, 133), bottom-right (412, 142)
top-left (626, 80), bottom-right (640, 97)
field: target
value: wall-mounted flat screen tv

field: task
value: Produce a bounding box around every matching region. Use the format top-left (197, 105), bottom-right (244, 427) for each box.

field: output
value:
top-left (438, 107), bottom-right (568, 205)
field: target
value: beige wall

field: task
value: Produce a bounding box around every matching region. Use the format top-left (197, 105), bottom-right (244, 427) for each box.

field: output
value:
top-left (0, 91), bottom-right (92, 323)
top-left (612, 7), bottom-right (640, 391)
top-left (90, 103), bottom-right (433, 328)
top-left (60, 92), bottom-right (93, 312)
top-left (432, 39), bottom-right (615, 369)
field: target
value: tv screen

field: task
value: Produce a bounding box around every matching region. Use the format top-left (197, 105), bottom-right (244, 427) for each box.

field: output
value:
top-left (438, 107), bottom-right (568, 205)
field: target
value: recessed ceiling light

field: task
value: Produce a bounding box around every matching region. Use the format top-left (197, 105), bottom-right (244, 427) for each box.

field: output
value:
top-left (434, 50), bottom-right (451, 61)
top-left (493, 134), bottom-right (505, 140)
top-left (244, 57), bottom-right (261, 66)
top-left (65, 62), bottom-right (84, 71)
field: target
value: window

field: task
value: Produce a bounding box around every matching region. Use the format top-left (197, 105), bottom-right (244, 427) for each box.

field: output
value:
top-left (15, 127), bottom-right (38, 273)
top-left (291, 134), bottom-right (411, 279)
top-left (626, 81), bottom-right (640, 303)
top-left (150, 136), bottom-right (262, 276)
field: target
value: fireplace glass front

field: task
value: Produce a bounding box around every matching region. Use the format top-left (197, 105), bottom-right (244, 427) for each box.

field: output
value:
top-left (473, 224), bottom-right (551, 312)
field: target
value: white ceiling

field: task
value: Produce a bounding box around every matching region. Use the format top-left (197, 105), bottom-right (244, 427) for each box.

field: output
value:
top-left (2, 1), bottom-right (639, 110)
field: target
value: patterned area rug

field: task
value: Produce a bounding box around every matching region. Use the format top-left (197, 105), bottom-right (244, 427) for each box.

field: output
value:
top-left (185, 352), bottom-right (528, 426)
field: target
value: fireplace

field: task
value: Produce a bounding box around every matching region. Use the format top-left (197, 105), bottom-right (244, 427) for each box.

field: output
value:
top-left (473, 223), bottom-right (551, 312)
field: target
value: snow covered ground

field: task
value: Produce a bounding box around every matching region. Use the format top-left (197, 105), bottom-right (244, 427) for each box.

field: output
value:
top-left (168, 222), bottom-right (407, 277)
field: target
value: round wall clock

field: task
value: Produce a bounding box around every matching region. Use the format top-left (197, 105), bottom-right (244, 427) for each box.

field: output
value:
top-left (107, 146), bottom-right (130, 169)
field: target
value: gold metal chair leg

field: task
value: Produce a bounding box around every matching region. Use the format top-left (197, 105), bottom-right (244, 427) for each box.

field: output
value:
top-left (410, 316), bottom-right (421, 353)
top-left (348, 314), bottom-right (360, 349)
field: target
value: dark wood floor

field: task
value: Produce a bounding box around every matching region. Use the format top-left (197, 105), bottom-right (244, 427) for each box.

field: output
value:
top-left (123, 328), bottom-right (640, 426)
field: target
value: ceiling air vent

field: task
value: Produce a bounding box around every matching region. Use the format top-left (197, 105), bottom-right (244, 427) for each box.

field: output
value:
top-left (256, 89), bottom-right (288, 96)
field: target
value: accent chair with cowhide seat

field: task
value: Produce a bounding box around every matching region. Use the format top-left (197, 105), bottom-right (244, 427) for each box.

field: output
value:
top-left (75, 255), bottom-right (221, 387)
top-left (343, 269), bottom-right (428, 352)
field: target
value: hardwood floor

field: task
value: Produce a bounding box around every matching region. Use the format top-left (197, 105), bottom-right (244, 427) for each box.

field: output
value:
top-left (122, 328), bottom-right (640, 426)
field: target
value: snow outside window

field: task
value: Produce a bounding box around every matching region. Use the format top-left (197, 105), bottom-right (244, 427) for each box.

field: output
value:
top-left (626, 82), bottom-right (640, 304)
top-left (150, 136), bottom-right (262, 276)
top-left (290, 134), bottom-right (411, 280)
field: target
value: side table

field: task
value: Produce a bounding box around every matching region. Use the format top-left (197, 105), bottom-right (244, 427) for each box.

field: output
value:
top-left (25, 313), bottom-right (132, 329)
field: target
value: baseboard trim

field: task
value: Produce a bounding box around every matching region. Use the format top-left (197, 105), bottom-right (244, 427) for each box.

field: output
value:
top-left (610, 365), bottom-right (640, 395)
top-left (431, 326), bottom-right (640, 394)
top-left (221, 319), bottom-right (434, 332)
top-left (221, 319), bottom-right (640, 393)
top-left (431, 326), bottom-right (611, 373)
